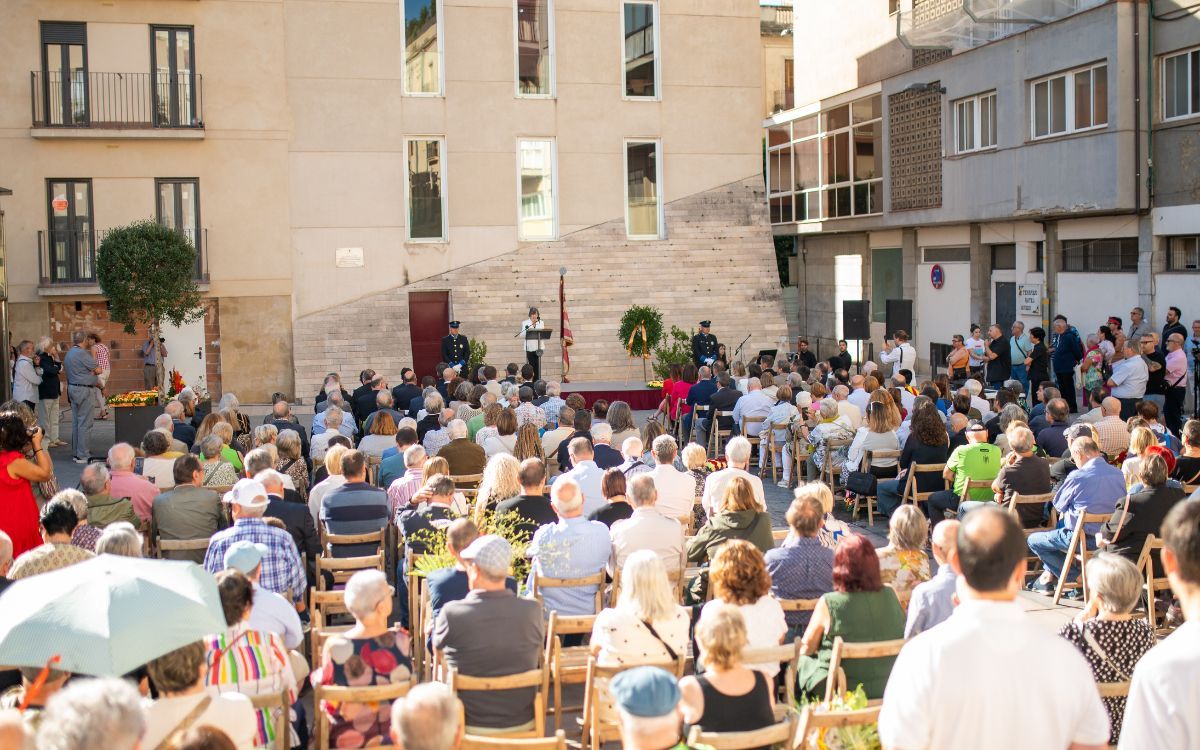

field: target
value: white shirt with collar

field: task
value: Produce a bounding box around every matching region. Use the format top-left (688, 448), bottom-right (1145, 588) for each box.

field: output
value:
top-left (847, 388), bottom-right (870, 413)
top-left (1120, 620), bottom-right (1200, 749)
top-left (541, 426), bottom-right (573, 458)
top-left (609, 507), bottom-right (684, 575)
top-left (557, 460), bottom-right (606, 516)
top-left (701, 467), bottom-right (765, 516)
top-left (1109, 355), bottom-right (1149, 398)
top-left (732, 389), bottom-right (774, 436)
top-left (881, 342), bottom-right (916, 377)
top-left (648, 463), bottom-right (698, 521)
top-left (878, 598), bottom-right (1109, 750)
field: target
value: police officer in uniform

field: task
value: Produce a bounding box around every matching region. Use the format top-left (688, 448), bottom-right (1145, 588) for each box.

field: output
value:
top-left (692, 320), bottom-right (718, 367)
top-left (441, 321), bottom-right (470, 374)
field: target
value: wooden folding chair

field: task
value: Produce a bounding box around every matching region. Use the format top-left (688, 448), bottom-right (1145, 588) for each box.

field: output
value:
top-left (531, 569), bottom-right (607, 615)
top-left (1007, 491), bottom-right (1056, 580)
top-left (691, 404), bottom-right (711, 447)
top-left (544, 611), bottom-right (597, 731)
top-left (1135, 535), bottom-right (1174, 635)
top-left (742, 417), bottom-right (767, 470)
top-left (315, 553), bottom-right (385, 591)
top-left (899, 463), bottom-right (947, 510)
top-left (462, 731), bottom-right (567, 749)
top-left (309, 589), bottom-right (351, 667)
top-left (792, 431), bottom-right (811, 484)
top-left (821, 438), bottom-right (852, 491)
top-left (795, 704), bottom-right (881, 750)
top-left (824, 635), bottom-right (907, 703)
top-left (687, 713), bottom-right (798, 750)
top-left (447, 664), bottom-right (549, 739)
top-left (314, 682), bottom-right (411, 750)
top-left (155, 536), bottom-right (211, 561)
top-left (321, 528), bottom-right (385, 559)
top-left (579, 656), bottom-right (686, 750)
top-left (742, 637), bottom-right (803, 707)
top-left (451, 473), bottom-right (483, 497)
top-left (772, 527), bottom-right (790, 543)
top-left (710, 410), bottom-right (734, 458)
top-left (1052, 511), bottom-right (1115, 605)
top-left (760, 428), bottom-right (779, 482)
top-left (851, 450), bottom-right (901, 526)
top-left (247, 688), bottom-right (290, 750)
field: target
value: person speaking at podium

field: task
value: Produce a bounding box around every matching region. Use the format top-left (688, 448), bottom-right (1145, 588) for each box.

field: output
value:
top-left (521, 307), bottom-right (546, 380)
top-left (442, 320), bottom-right (469, 374)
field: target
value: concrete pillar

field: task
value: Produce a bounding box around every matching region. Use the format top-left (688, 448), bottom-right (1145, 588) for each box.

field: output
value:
top-left (1138, 214), bottom-right (1159, 317)
top-left (1044, 220), bottom-right (1060, 325)
top-left (902, 227), bottom-right (919, 369)
top-left (969, 223), bottom-right (990, 326)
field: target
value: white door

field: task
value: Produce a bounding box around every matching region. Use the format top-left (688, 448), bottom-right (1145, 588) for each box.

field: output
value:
top-left (161, 317), bottom-right (207, 392)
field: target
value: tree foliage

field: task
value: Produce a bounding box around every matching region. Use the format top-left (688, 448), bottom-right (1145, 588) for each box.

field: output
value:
top-left (97, 220), bottom-right (205, 334)
top-left (617, 304), bottom-right (664, 359)
top-left (652, 326), bottom-right (694, 379)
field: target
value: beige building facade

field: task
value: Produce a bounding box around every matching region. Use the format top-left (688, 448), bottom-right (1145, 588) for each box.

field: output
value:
top-left (2, 0), bottom-right (786, 402)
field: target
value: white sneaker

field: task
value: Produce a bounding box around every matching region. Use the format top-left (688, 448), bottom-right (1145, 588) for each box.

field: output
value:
top-left (777, 480), bottom-right (789, 488)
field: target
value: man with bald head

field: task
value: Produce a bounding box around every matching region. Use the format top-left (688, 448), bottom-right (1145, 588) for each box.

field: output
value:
top-left (1093, 397), bottom-right (1131, 457)
top-left (526, 477), bottom-right (610, 617)
top-left (905, 519), bottom-right (959, 637)
top-left (106, 442), bottom-right (160, 524)
top-left (880, 507), bottom-right (1109, 749)
top-left (831, 384), bottom-right (861, 429)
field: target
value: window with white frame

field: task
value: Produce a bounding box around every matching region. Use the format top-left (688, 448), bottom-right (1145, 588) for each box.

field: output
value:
top-left (403, 0), bottom-right (444, 95)
top-left (515, 0), bottom-right (554, 97)
top-left (1031, 62), bottom-right (1107, 139)
top-left (625, 139), bottom-right (663, 238)
top-left (622, 2), bottom-right (658, 99)
top-left (954, 91), bottom-right (996, 153)
top-left (405, 137), bottom-right (446, 241)
top-left (517, 139), bottom-right (556, 240)
top-left (1163, 46), bottom-right (1200, 121)
top-left (764, 93), bottom-right (882, 224)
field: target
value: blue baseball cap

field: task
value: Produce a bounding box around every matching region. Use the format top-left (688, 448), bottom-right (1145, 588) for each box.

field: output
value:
top-left (609, 666), bottom-right (681, 718)
top-left (224, 540), bottom-right (269, 574)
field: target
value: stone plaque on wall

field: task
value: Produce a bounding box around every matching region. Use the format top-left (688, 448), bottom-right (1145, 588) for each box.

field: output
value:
top-left (888, 86), bottom-right (943, 212)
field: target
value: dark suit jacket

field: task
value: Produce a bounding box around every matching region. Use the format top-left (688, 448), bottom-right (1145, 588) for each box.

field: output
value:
top-left (593, 443), bottom-right (623, 469)
top-left (709, 387), bottom-right (742, 429)
top-left (416, 414), bottom-right (441, 443)
top-left (556, 430), bottom-right (593, 470)
top-left (265, 494), bottom-right (321, 562)
top-left (436, 381), bottom-right (452, 403)
top-left (408, 394), bottom-right (425, 420)
top-left (438, 439), bottom-right (487, 477)
top-left (495, 494), bottom-right (557, 538)
top-left (392, 383), bottom-right (422, 412)
top-left (1102, 484), bottom-right (1186, 571)
top-left (173, 419), bottom-right (197, 449)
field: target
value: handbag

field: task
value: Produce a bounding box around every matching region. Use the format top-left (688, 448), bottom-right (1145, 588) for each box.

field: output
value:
top-left (844, 470), bottom-right (878, 496)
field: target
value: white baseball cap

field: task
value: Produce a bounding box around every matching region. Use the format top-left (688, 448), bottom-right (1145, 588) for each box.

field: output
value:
top-left (222, 478), bottom-right (269, 510)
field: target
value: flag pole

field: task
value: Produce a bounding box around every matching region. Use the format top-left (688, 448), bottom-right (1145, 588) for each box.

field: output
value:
top-left (559, 267), bottom-right (569, 383)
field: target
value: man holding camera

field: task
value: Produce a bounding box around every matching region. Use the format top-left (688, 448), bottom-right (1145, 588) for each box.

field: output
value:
top-left (142, 335), bottom-right (168, 390)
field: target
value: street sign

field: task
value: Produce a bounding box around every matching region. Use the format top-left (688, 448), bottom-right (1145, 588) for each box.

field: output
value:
top-left (930, 264), bottom-right (944, 289)
top-left (1018, 283), bottom-right (1042, 316)
top-left (51, 197), bottom-right (68, 212)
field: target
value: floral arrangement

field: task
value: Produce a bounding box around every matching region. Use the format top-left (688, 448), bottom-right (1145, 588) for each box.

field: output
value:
top-left (647, 380), bottom-right (664, 390)
top-left (703, 456), bottom-right (728, 474)
top-left (800, 685), bottom-right (881, 750)
top-left (166, 369), bottom-right (186, 398)
top-left (105, 390), bottom-right (160, 407)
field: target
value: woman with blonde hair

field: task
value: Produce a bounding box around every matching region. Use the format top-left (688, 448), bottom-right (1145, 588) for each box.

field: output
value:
top-left (1121, 426), bottom-right (1157, 486)
top-left (513, 422), bottom-right (544, 462)
top-left (687, 476), bottom-right (773, 563)
top-left (309, 444), bottom-right (350, 523)
top-left (679, 604), bottom-right (775, 735)
top-left (474, 453), bottom-right (521, 518)
top-left (275, 429), bottom-right (309, 502)
top-left (357, 411), bottom-right (397, 457)
top-left (591, 550), bottom-right (690, 667)
top-left (473, 404), bottom-right (504, 447)
top-left (699, 540), bottom-right (788, 677)
top-left (876, 504), bottom-right (931, 609)
top-left (95, 521), bottom-right (143, 558)
top-left (482, 409), bottom-right (518, 457)
top-left (218, 393), bottom-right (252, 436)
top-left (193, 412), bottom-right (224, 449)
top-left (252, 423), bottom-right (278, 449)
top-left (210, 422), bottom-right (243, 473)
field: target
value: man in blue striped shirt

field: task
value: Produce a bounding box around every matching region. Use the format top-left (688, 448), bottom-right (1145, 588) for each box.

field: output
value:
top-left (321, 449), bottom-right (389, 558)
top-left (526, 477), bottom-right (611, 617)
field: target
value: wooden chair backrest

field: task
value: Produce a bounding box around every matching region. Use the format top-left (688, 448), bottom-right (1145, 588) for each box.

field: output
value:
top-left (531, 569), bottom-right (606, 614)
top-left (247, 689), bottom-right (289, 750)
top-left (959, 478), bottom-right (993, 501)
top-left (1007, 492), bottom-right (1056, 530)
top-left (447, 665), bottom-right (547, 739)
top-left (322, 528), bottom-right (385, 551)
top-left (825, 636), bottom-right (906, 703)
top-left (863, 449), bottom-right (901, 471)
top-left (687, 714), bottom-right (797, 750)
top-left (902, 463), bottom-right (948, 502)
top-left (316, 681), bottom-right (410, 750)
top-left (1096, 680), bottom-right (1130, 699)
top-left (795, 704), bottom-right (881, 749)
top-left (156, 537), bottom-right (211, 552)
top-left (451, 473), bottom-right (483, 489)
top-left (778, 597), bottom-right (820, 613)
top-left (315, 553), bottom-right (385, 590)
top-left (461, 731), bottom-right (567, 750)
top-left (772, 527), bottom-right (790, 542)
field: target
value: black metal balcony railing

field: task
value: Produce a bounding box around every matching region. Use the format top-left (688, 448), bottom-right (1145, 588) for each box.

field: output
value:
top-left (38, 227), bottom-right (209, 287)
top-left (30, 71), bottom-right (204, 129)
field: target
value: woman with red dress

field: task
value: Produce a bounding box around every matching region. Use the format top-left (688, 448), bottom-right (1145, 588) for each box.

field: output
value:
top-left (671, 363), bottom-right (699, 426)
top-left (0, 411), bottom-right (54, 557)
top-left (657, 362), bottom-right (682, 422)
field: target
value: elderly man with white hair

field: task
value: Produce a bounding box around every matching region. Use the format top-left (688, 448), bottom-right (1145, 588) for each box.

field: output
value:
top-left (81, 462), bottom-right (140, 530)
top-left (905, 519), bottom-right (960, 637)
top-left (36, 677), bottom-right (145, 750)
top-left (646, 435), bottom-right (696, 521)
top-left (387, 444), bottom-right (428, 515)
top-left (832, 384), bottom-right (862, 429)
top-left (152, 413), bottom-right (189, 454)
top-left (312, 392), bottom-right (358, 438)
top-left (609, 474), bottom-right (684, 576)
top-left (540, 381), bottom-right (567, 427)
top-left (590, 422), bottom-right (622, 469)
top-left (541, 405), bottom-right (574, 457)
top-left (527, 477), bottom-right (611, 617)
top-left (701, 436), bottom-right (765, 516)
top-left (310, 407), bottom-right (349, 461)
top-left (390, 682), bottom-right (463, 750)
top-left (731, 377), bottom-right (773, 438)
top-left (555, 437), bottom-right (606, 515)
top-left (618, 436), bottom-right (651, 478)
top-left (163, 398), bottom-right (196, 448)
top-left (437, 418), bottom-right (486, 477)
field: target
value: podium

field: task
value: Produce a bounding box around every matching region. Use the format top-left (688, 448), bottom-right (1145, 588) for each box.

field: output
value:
top-left (523, 328), bottom-right (553, 380)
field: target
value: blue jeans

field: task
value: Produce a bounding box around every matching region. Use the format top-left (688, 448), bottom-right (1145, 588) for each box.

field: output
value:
top-left (1011, 362), bottom-right (1029, 396)
top-left (876, 478), bottom-right (905, 517)
top-left (1028, 523), bottom-right (1097, 582)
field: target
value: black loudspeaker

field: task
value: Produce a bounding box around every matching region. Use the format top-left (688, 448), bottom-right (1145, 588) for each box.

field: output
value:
top-left (842, 300), bottom-right (870, 340)
top-left (886, 299), bottom-right (914, 339)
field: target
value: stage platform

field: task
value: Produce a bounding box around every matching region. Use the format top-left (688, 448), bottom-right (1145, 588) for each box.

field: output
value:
top-left (561, 379), bottom-right (662, 410)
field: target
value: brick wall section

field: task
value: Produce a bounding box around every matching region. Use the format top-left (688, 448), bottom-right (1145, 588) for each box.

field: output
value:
top-left (293, 176), bottom-right (790, 400)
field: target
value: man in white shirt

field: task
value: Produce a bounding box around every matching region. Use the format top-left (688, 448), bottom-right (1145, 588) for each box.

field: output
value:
top-left (731, 378), bottom-right (773, 438)
top-left (831, 384), bottom-right (862, 429)
top-left (879, 506), bottom-right (1109, 750)
top-left (847, 375), bottom-right (871, 412)
top-left (1107, 340), bottom-right (1148, 419)
top-left (647, 435), bottom-right (696, 521)
top-left (880, 329), bottom-right (917, 378)
top-left (143, 640), bottom-right (258, 750)
top-left (541, 405), bottom-right (575, 459)
top-left (1120, 500), bottom-right (1200, 749)
top-left (555, 437), bottom-right (606, 516)
top-left (609, 475), bottom-right (684, 575)
top-left (701, 436), bottom-right (765, 516)
top-left (963, 380), bottom-right (992, 421)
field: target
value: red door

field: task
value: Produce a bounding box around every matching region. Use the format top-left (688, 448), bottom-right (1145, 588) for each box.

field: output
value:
top-left (409, 291), bottom-right (450, 379)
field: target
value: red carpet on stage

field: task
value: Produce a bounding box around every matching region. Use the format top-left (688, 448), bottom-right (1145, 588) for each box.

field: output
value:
top-left (561, 380), bottom-right (662, 410)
